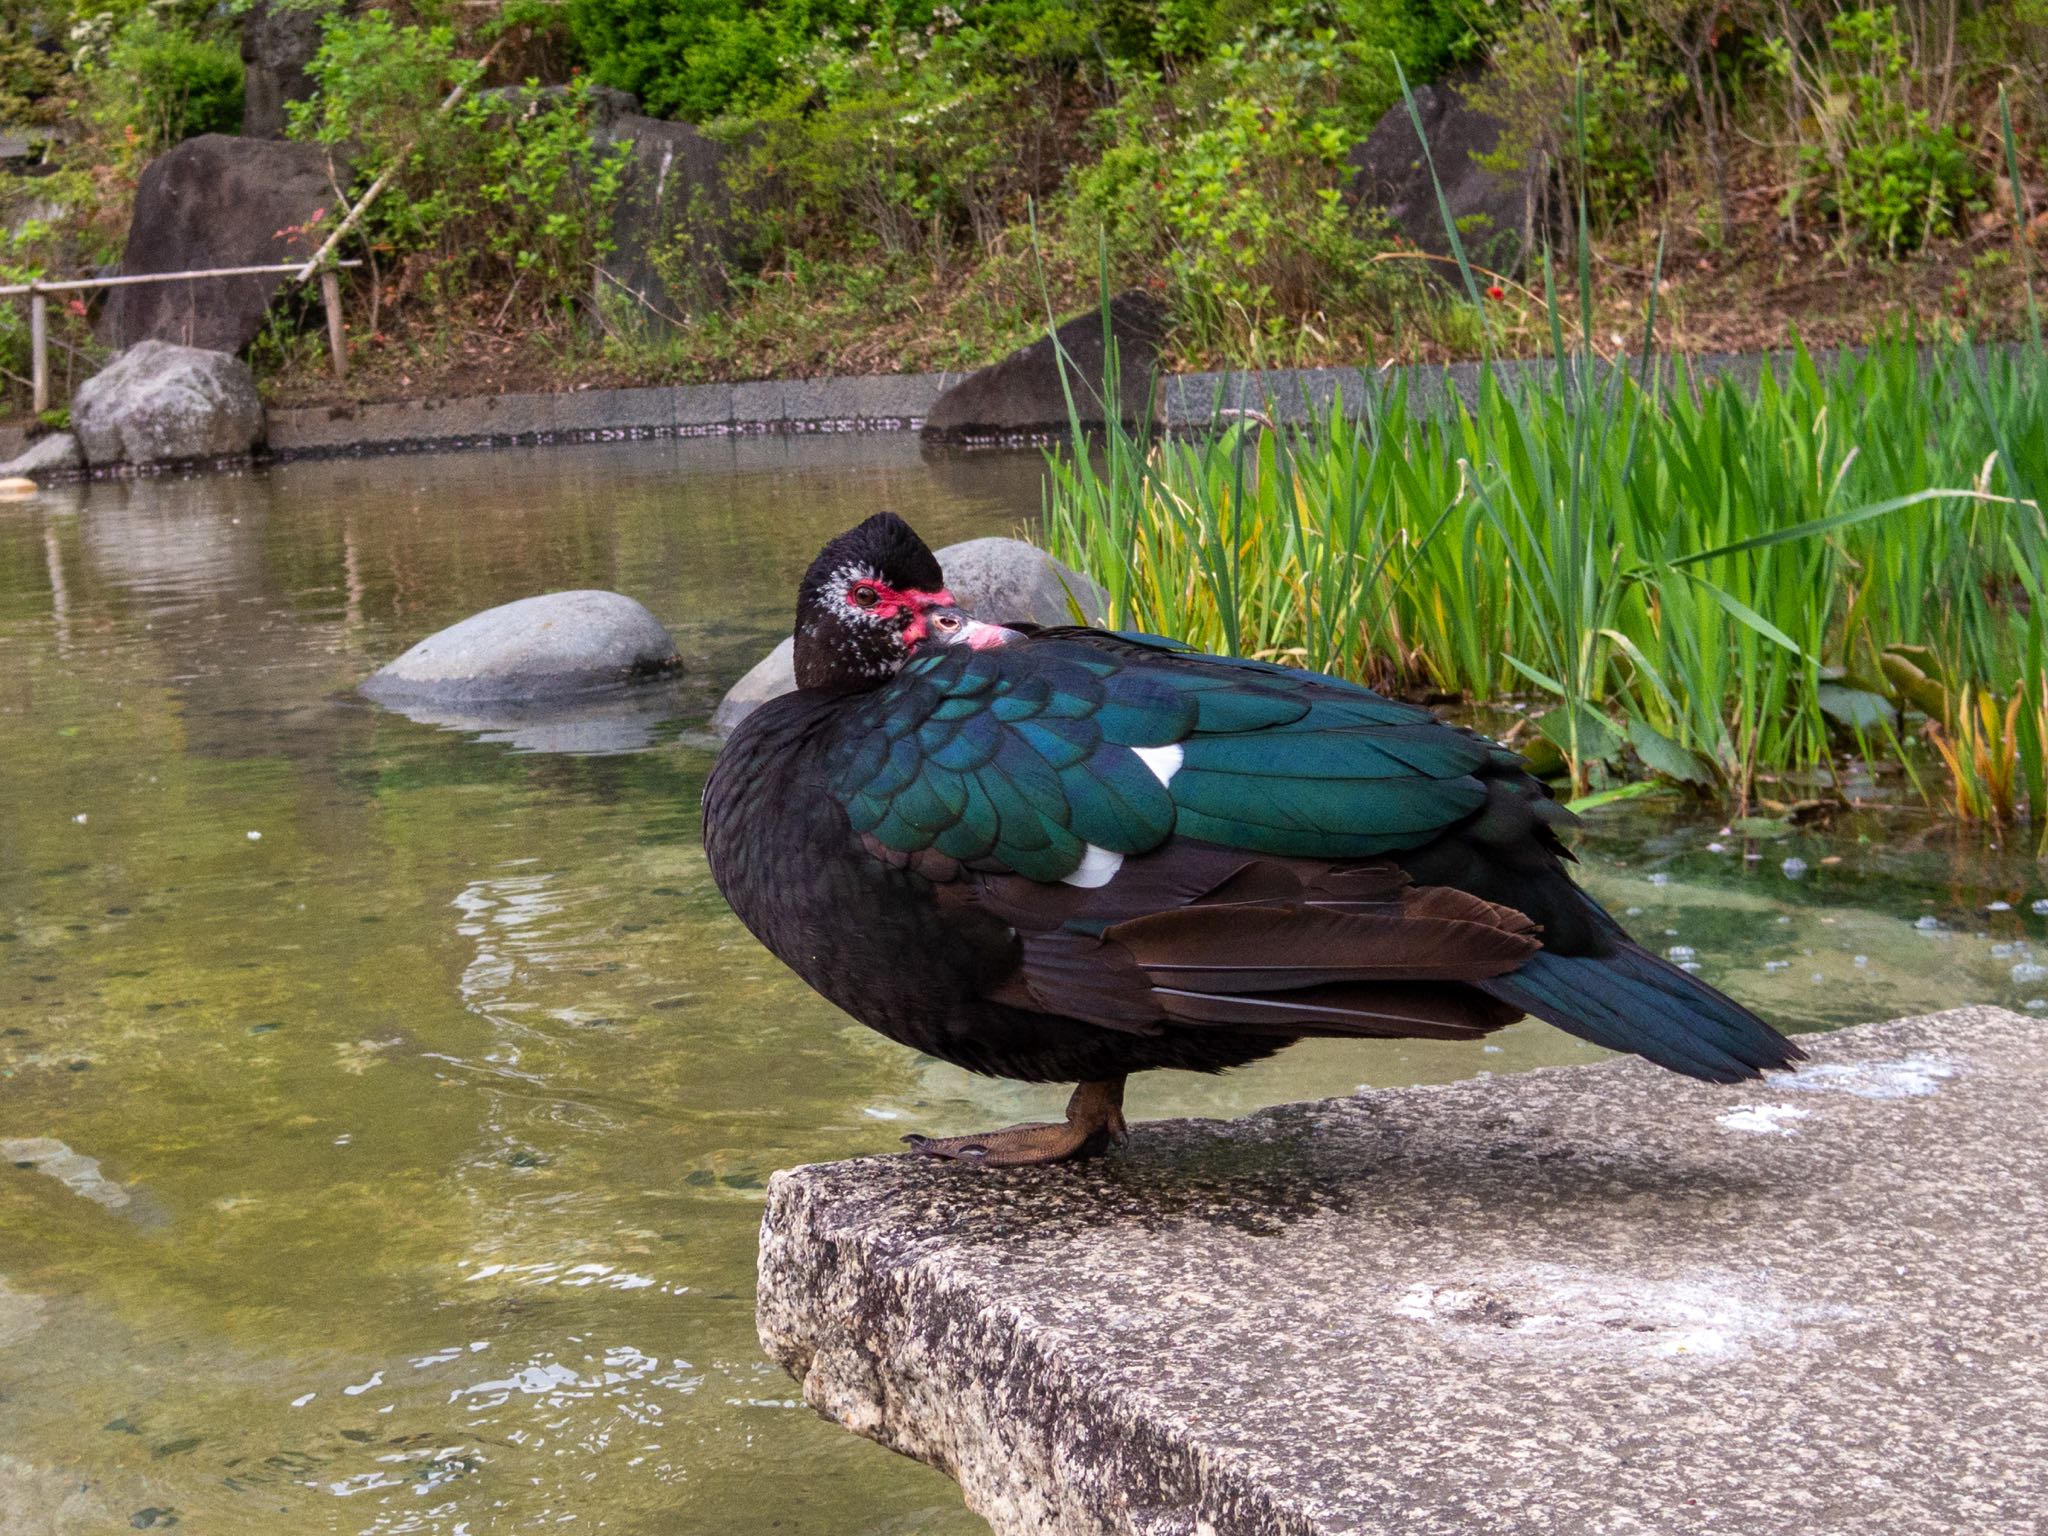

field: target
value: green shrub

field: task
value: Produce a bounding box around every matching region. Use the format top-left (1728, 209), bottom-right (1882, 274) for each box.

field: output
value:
top-left (1071, 20), bottom-right (1388, 346)
top-left (0, 20), bottom-right (68, 124)
top-left (292, 10), bottom-right (624, 326)
top-left (1465, 0), bottom-right (1677, 234)
top-left (567, 0), bottom-right (939, 122)
top-left (88, 14), bottom-right (244, 156)
top-left (1771, 5), bottom-right (1984, 257)
top-left (721, 7), bottom-right (1083, 273)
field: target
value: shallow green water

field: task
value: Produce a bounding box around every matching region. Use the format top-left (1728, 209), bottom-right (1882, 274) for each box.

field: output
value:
top-left (2, 436), bottom-right (2045, 1534)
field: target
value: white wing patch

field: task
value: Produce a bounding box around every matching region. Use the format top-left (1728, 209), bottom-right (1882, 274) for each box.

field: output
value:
top-left (1132, 743), bottom-right (1185, 786)
top-left (1062, 844), bottom-right (1124, 889)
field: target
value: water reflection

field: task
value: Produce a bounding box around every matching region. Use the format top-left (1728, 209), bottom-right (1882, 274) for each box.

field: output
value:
top-left (371, 682), bottom-right (691, 756)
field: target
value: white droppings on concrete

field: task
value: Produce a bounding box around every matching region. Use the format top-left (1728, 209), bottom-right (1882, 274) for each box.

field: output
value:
top-left (1781, 1053), bottom-right (1957, 1100)
top-left (1061, 843), bottom-right (1123, 889)
top-left (1389, 1264), bottom-right (1842, 1364)
top-left (1718, 1103), bottom-right (1812, 1135)
top-left (1132, 743), bottom-right (1184, 786)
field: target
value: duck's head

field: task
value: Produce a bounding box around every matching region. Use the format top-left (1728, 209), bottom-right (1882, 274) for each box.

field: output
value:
top-left (794, 513), bottom-right (1012, 693)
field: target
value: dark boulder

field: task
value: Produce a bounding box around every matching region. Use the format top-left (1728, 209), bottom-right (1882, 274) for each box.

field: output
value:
top-left (96, 135), bottom-right (341, 355)
top-left (922, 291), bottom-right (1168, 441)
top-left (240, 0), bottom-right (330, 140)
top-left (603, 114), bottom-right (737, 331)
top-left (1347, 79), bottom-right (1539, 283)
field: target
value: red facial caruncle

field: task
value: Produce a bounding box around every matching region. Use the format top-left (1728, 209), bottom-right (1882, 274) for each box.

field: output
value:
top-left (844, 578), bottom-right (958, 643)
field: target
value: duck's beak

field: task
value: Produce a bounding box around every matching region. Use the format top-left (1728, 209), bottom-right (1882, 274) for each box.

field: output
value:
top-left (921, 605), bottom-right (1020, 651)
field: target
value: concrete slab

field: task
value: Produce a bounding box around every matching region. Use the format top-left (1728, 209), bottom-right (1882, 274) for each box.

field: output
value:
top-left (759, 1007), bottom-right (2048, 1536)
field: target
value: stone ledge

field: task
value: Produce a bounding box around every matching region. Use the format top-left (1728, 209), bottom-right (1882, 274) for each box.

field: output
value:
top-left (758, 1006), bottom-right (2047, 1536)
top-left (265, 372), bottom-right (958, 457)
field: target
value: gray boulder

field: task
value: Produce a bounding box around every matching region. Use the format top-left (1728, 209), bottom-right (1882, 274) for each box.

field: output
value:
top-left (72, 342), bottom-right (265, 466)
top-left (97, 134), bottom-right (341, 354)
top-left (922, 291), bottom-right (1168, 441)
top-left (1347, 77), bottom-right (1539, 282)
top-left (0, 431), bottom-right (83, 479)
top-left (710, 537), bottom-right (1108, 736)
top-left (362, 591), bottom-right (681, 707)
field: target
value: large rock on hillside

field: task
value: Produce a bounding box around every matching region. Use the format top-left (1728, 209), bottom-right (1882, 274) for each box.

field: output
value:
top-left (711, 537), bottom-right (1108, 736)
top-left (922, 292), bottom-right (1168, 441)
top-left (72, 342), bottom-right (265, 466)
top-left (1347, 78), bottom-right (1539, 282)
top-left (605, 115), bottom-right (737, 329)
top-left (97, 135), bottom-right (340, 355)
top-left (362, 591), bottom-right (681, 707)
top-left (240, 0), bottom-right (331, 139)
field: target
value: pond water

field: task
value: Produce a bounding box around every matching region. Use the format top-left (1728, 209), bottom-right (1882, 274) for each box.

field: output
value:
top-left (3, 434), bottom-right (2046, 1535)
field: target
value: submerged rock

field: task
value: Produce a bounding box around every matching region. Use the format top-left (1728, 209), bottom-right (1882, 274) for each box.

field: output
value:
top-left (710, 537), bottom-right (1108, 736)
top-left (922, 292), bottom-right (1168, 440)
top-left (71, 342), bottom-right (265, 466)
top-left (362, 590), bottom-right (680, 707)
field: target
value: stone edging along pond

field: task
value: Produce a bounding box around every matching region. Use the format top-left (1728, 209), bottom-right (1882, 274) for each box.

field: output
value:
top-left (15, 341), bottom-right (2016, 475)
top-left (258, 348), bottom-right (1817, 460)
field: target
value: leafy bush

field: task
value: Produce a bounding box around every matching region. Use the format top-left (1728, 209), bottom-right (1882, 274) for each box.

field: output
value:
top-left (567, 0), bottom-right (938, 122)
top-left (1465, 0), bottom-right (1677, 233)
top-left (86, 13), bottom-right (244, 156)
top-left (0, 20), bottom-right (68, 124)
top-left (1072, 20), bottom-right (1387, 346)
top-left (721, 6), bottom-right (1085, 273)
top-left (292, 10), bottom-right (624, 327)
top-left (1769, 5), bottom-right (1984, 256)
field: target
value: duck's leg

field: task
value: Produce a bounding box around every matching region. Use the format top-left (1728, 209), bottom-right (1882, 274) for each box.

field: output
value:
top-left (904, 1078), bottom-right (1128, 1167)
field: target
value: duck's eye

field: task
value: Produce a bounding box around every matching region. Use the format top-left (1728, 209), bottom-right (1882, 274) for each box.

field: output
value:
top-left (850, 583), bottom-right (880, 609)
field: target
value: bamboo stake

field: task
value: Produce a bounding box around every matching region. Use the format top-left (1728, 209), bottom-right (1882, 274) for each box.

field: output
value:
top-left (29, 288), bottom-right (46, 414)
top-left (321, 269), bottom-right (347, 381)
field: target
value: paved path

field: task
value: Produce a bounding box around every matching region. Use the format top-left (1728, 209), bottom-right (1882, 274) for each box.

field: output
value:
top-left (759, 1007), bottom-right (2046, 1536)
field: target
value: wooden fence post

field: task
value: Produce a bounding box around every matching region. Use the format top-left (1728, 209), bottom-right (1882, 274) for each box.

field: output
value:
top-left (29, 287), bottom-right (47, 415)
top-left (320, 268), bottom-right (347, 382)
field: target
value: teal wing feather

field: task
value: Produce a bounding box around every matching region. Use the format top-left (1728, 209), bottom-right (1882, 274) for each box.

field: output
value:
top-left (827, 634), bottom-right (1506, 880)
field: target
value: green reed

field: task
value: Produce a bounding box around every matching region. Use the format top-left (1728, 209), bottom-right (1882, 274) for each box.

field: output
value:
top-left (1041, 336), bottom-right (2048, 841)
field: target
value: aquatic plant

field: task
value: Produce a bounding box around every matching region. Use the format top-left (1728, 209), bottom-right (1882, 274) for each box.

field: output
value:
top-left (1040, 334), bottom-right (2048, 847)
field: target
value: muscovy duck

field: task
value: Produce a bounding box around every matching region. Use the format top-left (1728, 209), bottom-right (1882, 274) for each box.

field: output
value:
top-left (704, 513), bottom-right (1801, 1166)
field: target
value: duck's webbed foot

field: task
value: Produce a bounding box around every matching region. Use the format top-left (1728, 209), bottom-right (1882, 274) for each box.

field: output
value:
top-left (904, 1078), bottom-right (1128, 1167)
